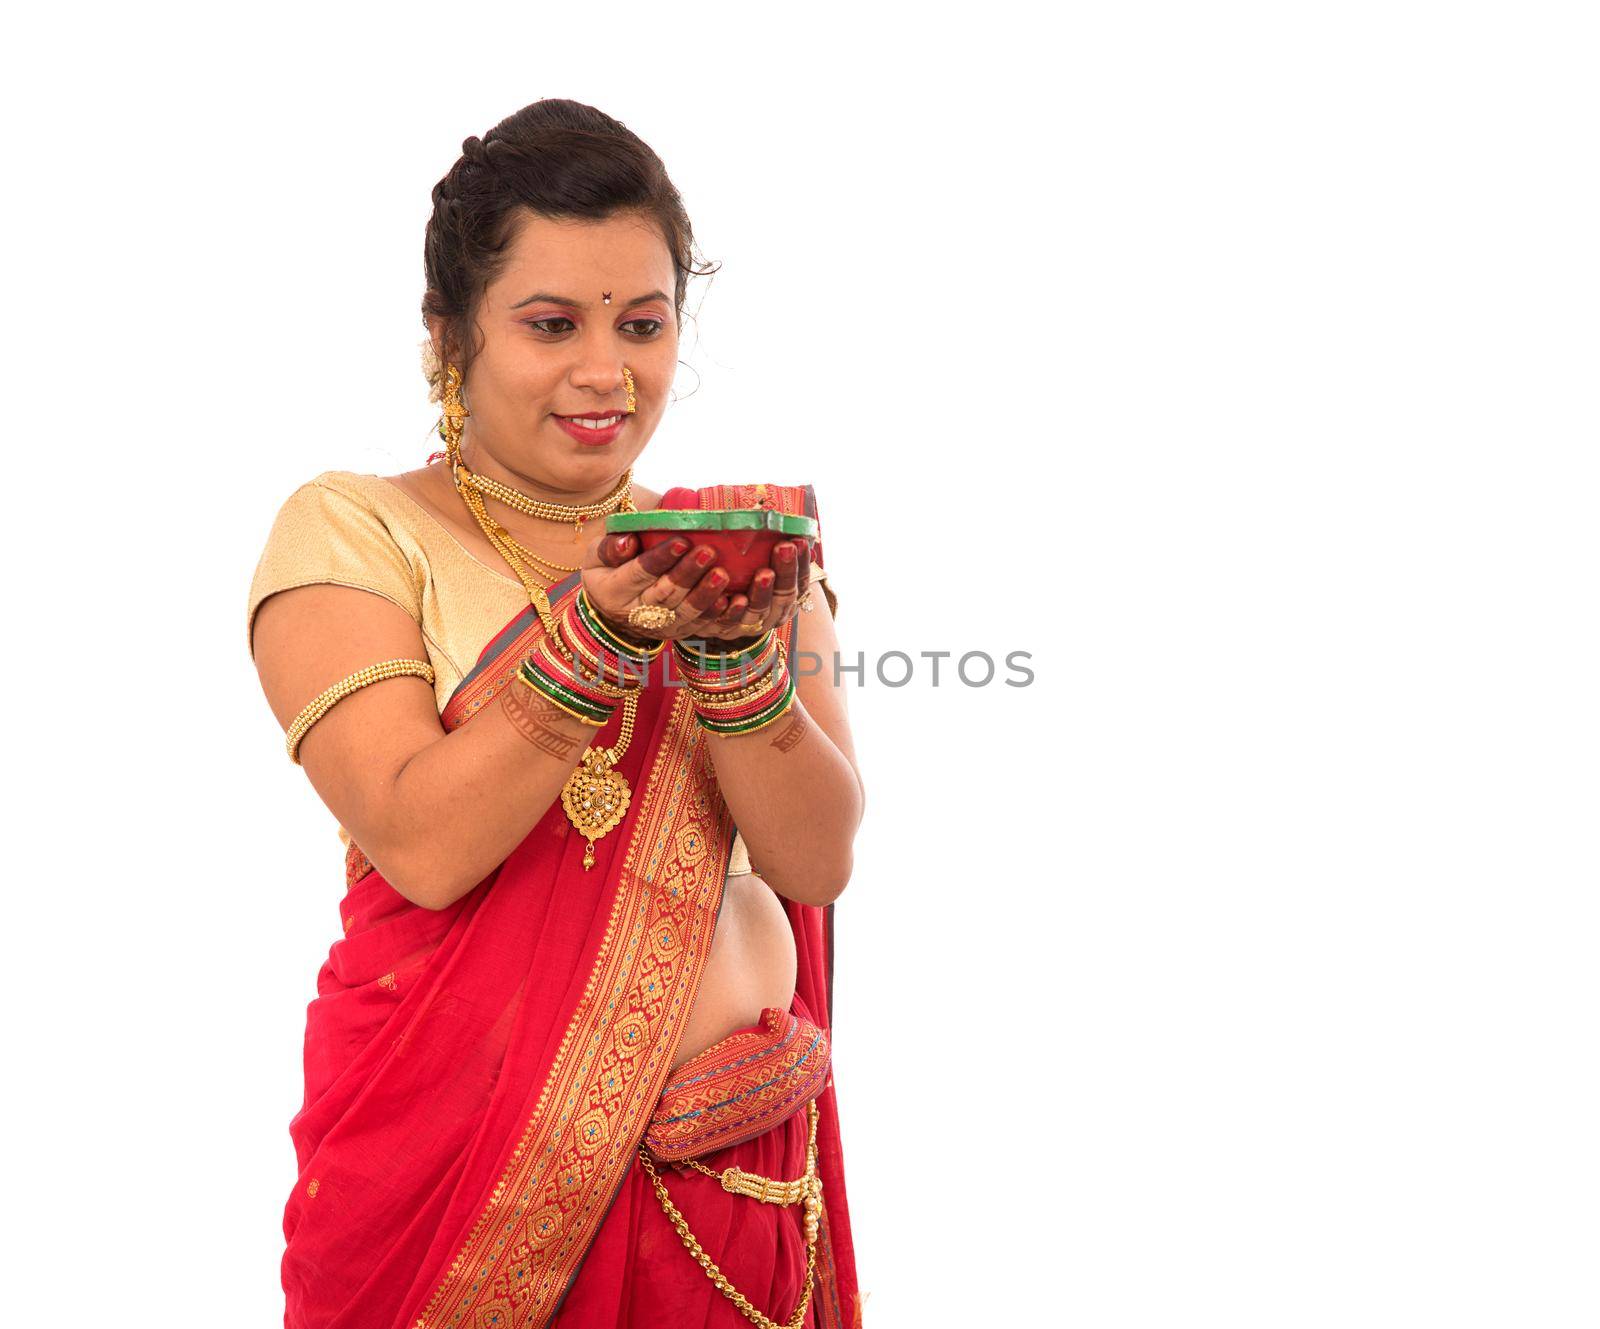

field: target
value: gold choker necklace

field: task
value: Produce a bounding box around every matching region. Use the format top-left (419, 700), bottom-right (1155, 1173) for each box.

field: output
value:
top-left (447, 440), bottom-right (635, 542)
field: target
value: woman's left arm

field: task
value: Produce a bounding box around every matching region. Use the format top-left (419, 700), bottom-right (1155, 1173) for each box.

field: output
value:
top-left (700, 575), bottom-right (864, 908)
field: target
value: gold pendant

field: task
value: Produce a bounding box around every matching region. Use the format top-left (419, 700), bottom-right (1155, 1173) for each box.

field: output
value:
top-left (561, 751), bottom-right (631, 870)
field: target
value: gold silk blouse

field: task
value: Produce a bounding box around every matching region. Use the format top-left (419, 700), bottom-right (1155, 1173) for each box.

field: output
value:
top-left (247, 469), bottom-right (827, 879)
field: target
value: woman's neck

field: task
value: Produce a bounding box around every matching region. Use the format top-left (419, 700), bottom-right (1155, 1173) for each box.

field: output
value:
top-left (461, 436), bottom-right (627, 509)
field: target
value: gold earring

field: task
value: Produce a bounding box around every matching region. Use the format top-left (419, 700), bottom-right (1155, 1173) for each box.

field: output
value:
top-left (439, 364), bottom-right (470, 467)
top-left (622, 365), bottom-right (638, 415)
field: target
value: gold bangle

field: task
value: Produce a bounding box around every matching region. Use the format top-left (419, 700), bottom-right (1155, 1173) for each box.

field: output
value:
top-left (286, 659), bottom-right (436, 764)
top-left (535, 635), bottom-right (636, 701)
top-left (683, 642), bottom-right (788, 707)
top-left (683, 665), bottom-right (781, 707)
top-left (515, 664), bottom-right (612, 727)
top-left (701, 692), bottom-right (799, 738)
top-left (678, 638), bottom-right (785, 690)
top-left (563, 635), bottom-right (647, 697)
top-left (687, 675), bottom-right (789, 710)
top-left (673, 629), bottom-right (775, 668)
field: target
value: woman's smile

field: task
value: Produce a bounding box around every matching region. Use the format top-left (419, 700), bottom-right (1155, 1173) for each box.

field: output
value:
top-left (553, 411), bottom-right (628, 446)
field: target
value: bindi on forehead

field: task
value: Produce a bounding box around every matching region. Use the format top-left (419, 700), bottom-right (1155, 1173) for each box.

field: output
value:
top-left (509, 288), bottom-right (671, 312)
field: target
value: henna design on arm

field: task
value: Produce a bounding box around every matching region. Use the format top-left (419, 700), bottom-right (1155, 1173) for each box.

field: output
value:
top-left (500, 681), bottom-right (582, 760)
top-left (769, 709), bottom-right (810, 754)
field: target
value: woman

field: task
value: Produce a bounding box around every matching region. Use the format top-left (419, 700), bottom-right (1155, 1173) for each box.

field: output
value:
top-left (247, 99), bottom-right (864, 1329)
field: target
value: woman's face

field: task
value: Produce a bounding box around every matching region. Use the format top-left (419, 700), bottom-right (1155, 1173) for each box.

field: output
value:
top-left (441, 209), bottom-right (680, 498)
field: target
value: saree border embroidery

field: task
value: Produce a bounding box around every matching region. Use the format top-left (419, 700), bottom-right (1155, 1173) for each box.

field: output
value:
top-left (814, 1193), bottom-right (846, 1329)
top-left (416, 682), bottom-right (735, 1328)
top-left (645, 1006), bottom-right (831, 1160)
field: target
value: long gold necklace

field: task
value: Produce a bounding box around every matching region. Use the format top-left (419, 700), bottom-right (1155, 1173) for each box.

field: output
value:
top-left (453, 469), bottom-right (585, 584)
top-left (438, 367), bottom-right (644, 868)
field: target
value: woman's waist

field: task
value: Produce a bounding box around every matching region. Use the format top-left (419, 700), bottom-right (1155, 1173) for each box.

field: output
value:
top-left (671, 872), bottom-right (798, 1070)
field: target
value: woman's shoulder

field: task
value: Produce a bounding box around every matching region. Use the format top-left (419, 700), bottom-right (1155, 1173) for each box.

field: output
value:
top-left (264, 468), bottom-right (431, 534)
top-left (292, 468), bottom-right (393, 505)
top-left (253, 471), bottom-right (410, 559)
top-left (248, 468), bottom-right (426, 657)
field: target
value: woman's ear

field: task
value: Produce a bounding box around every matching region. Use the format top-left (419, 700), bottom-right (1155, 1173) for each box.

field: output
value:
top-left (422, 315), bottom-right (462, 404)
top-left (425, 314), bottom-right (453, 369)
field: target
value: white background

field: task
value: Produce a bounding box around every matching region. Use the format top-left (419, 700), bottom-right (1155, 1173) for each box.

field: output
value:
top-left (5, 3), bottom-right (1597, 1325)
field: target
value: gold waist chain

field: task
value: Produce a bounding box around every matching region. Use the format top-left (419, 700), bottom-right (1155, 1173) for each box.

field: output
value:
top-left (636, 1098), bottom-right (823, 1329)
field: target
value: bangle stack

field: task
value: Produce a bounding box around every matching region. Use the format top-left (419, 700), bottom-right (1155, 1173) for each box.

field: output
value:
top-left (674, 631), bottom-right (798, 737)
top-left (517, 587), bottom-right (662, 727)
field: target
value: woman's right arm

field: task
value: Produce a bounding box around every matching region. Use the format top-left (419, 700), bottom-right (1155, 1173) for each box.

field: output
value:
top-left (252, 582), bottom-right (601, 910)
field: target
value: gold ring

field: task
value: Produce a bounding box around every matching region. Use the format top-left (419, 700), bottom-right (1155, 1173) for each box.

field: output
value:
top-left (737, 617), bottom-right (763, 634)
top-left (628, 603), bottom-right (677, 631)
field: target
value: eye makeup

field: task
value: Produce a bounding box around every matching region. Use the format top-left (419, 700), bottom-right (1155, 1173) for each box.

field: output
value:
top-left (521, 316), bottom-right (666, 338)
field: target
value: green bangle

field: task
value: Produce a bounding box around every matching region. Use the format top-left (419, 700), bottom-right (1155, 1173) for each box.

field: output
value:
top-left (577, 588), bottom-right (665, 660)
top-left (517, 659), bottom-right (614, 726)
top-left (696, 674), bottom-right (798, 736)
top-left (674, 631), bottom-right (774, 672)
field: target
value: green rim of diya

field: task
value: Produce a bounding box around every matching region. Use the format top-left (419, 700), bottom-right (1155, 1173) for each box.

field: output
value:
top-left (604, 508), bottom-right (818, 539)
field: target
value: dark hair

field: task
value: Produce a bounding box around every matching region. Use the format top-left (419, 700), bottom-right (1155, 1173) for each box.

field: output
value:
top-left (422, 99), bottom-right (716, 385)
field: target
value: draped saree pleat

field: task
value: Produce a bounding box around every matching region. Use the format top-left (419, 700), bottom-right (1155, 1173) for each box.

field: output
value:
top-left (281, 481), bottom-right (861, 1329)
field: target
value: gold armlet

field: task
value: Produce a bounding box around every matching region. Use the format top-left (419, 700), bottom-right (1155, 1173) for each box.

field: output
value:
top-left (285, 659), bottom-right (436, 765)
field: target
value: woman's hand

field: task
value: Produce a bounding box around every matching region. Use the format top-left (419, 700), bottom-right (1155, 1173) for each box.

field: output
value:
top-left (583, 534), bottom-right (811, 644)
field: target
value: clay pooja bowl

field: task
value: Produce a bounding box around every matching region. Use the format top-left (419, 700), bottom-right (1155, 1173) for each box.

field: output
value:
top-left (605, 506), bottom-right (819, 595)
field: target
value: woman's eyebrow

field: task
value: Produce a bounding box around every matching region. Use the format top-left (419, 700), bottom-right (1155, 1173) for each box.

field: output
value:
top-left (511, 289), bottom-right (670, 310)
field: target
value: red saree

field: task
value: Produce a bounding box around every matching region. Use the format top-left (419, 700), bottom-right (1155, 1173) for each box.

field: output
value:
top-left (281, 484), bottom-right (862, 1328)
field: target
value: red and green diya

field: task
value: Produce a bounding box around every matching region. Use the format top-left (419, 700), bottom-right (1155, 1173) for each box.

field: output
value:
top-left (605, 506), bottom-right (819, 594)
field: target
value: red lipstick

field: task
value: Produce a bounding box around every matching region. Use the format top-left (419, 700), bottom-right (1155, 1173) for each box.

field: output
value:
top-left (553, 412), bottom-right (627, 446)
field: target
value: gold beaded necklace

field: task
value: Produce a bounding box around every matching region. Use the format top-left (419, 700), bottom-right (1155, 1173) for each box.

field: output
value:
top-left (461, 462), bottom-right (634, 541)
top-left (445, 448), bottom-right (635, 585)
top-left (438, 366), bottom-right (642, 868)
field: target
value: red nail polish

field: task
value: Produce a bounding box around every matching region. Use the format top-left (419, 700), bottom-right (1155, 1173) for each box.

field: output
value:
top-left (671, 539), bottom-right (690, 556)
top-left (696, 548), bottom-right (715, 566)
top-left (778, 544), bottom-right (796, 562)
top-left (708, 569), bottom-right (728, 587)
